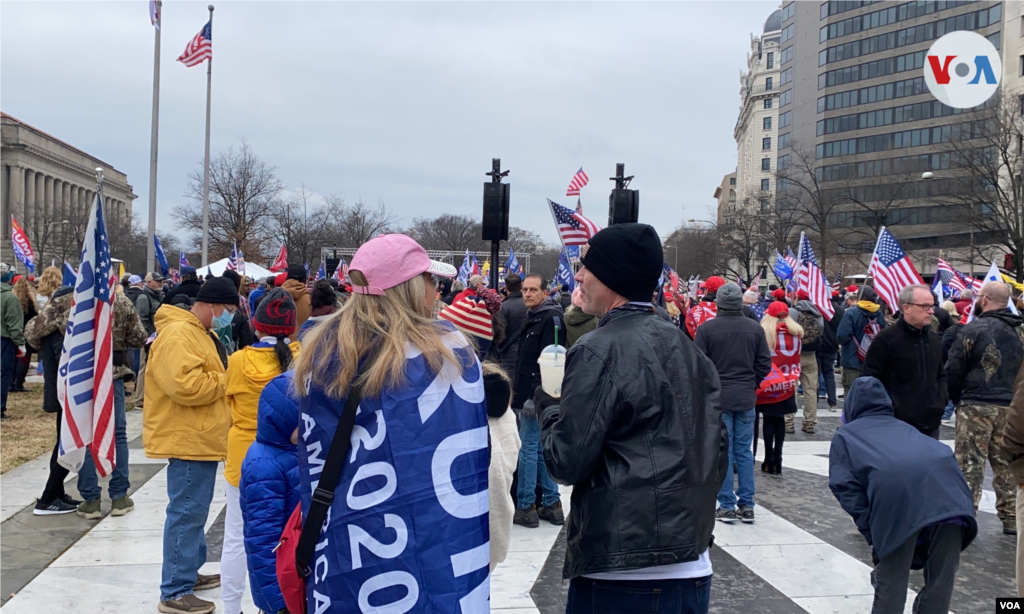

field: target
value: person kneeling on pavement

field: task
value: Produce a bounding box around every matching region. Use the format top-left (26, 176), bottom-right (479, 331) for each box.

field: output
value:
top-left (537, 224), bottom-right (727, 614)
top-left (829, 377), bottom-right (977, 614)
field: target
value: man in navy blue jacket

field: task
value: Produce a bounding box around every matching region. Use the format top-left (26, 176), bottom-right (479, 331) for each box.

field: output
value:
top-left (829, 377), bottom-right (977, 614)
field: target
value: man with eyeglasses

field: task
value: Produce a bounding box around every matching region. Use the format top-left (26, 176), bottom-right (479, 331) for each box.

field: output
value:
top-left (948, 280), bottom-right (1024, 536)
top-left (862, 284), bottom-right (947, 439)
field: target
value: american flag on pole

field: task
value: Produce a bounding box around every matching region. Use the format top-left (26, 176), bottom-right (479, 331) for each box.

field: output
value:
top-left (150, 0), bottom-right (160, 29)
top-left (566, 168), bottom-right (589, 197)
top-left (936, 258), bottom-right (967, 292)
top-left (177, 20), bottom-right (212, 67)
top-left (332, 257), bottom-right (349, 283)
top-left (796, 233), bottom-right (835, 319)
top-left (831, 264), bottom-right (844, 293)
top-left (548, 199), bottom-right (601, 247)
top-left (783, 247), bottom-right (798, 271)
top-left (227, 241), bottom-right (239, 271)
top-left (868, 227), bottom-right (924, 313)
top-left (57, 191), bottom-right (116, 476)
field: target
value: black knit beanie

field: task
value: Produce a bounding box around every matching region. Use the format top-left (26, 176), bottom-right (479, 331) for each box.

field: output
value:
top-left (287, 263), bottom-right (307, 282)
top-left (580, 223), bottom-right (663, 302)
top-left (195, 277), bottom-right (240, 305)
top-left (254, 288), bottom-right (297, 335)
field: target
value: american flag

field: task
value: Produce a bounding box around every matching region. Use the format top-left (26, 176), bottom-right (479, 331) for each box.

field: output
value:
top-left (332, 257), bottom-right (349, 283)
top-left (177, 20), bottom-right (212, 67)
top-left (566, 168), bottom-right (589, 197)
top-left (784, 247), bottom-right (798, 271)
top-left (868, 227), bottom-right (923, 312)
top-left (796, 233), bottom-right (835, 319)
top-left (936, 258), bottom-right (967, 291)
top-left (227, 241), bottom-right (239, 271)
top-left (831, 264), bottom-right (844, 293)
top-left (57, 191), bottom-right (116, 476)
top-left (179, 250), bottom-right (190, 268)
top-left (548, 199), bottom-right (601, 247)
top-left (150, 0), bottom-right (160, 29)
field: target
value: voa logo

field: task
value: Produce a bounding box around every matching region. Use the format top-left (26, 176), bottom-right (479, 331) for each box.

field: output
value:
top-left (924, 31), bottom-right (1001, 109)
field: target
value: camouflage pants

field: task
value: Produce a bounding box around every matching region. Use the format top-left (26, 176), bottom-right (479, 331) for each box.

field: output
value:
top-left (955, 403), bottom-right (1016, 523)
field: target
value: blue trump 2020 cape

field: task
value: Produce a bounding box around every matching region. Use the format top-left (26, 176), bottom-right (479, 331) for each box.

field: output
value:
top-left (297, 321), bottom-right (490, 614)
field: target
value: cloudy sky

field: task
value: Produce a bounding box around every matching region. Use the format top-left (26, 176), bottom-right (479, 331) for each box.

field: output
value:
top-left (2, 1), bottom-right (776, 246)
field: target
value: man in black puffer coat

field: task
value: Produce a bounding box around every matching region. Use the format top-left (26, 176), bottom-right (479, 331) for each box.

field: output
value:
top-left (538, 224), bottom-right (726, 613)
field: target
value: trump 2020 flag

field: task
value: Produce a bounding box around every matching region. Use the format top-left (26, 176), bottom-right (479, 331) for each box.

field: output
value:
top-left (154, 235), bottom-right (170, 276)
top-left (57, 191), bottom-right (117, 475)
top-left (11, 216), bottom-right (36, 274)
top-left (556, 249), bottom-right (576, 292)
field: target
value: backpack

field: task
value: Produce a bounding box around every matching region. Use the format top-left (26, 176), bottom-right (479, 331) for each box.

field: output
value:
top-left (796, 307), bottom-right (822, 347)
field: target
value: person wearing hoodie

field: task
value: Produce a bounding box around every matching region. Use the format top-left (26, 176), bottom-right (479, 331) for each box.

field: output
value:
top-left (144, 277), bottom-right (238, 614)
top-left (945, 280), bottom-right (1024, 535)
top-left (790, 290), bottom-right (824, 434)
top-left (836, 285), bottom-right (887, 391)
top-left (564, 286), bottom-right (597, 348)
top-left (238, 373), bottom-right (301, 614)
top-left (695, 283), bottom-right (772, 523)
top-left (512, 273), bottom-right (566, 529)
top-left (0, 263), bottom-right (25, 420)
top-left (221, 288), bottom-right (300, 614)
top-left (829, 377), bottom-right (977, 614)
top-left (281, 263), bottom-right (312, 330)
top-left (299, 279), bottom-right (340, 340)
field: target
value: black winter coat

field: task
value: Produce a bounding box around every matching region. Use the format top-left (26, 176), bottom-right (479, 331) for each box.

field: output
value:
top-left (694, 310), bottom-right (772, 411)
top-left (829, 376), bottom-right (977, 561)
top-left (162, 279), bottom-right (201, 305)
top-left (497, 292), bottom-right (529, 376)
top-left (862, 317), bottom-right (947, 435)
top-left (945, 308), bottom-right (1024, 406)
top-left (511, 298), bottom-right (565, 409)
top-left (819, 302), bottom-right (845, 355)
top-left (540, 309), bottom-right (727, 578)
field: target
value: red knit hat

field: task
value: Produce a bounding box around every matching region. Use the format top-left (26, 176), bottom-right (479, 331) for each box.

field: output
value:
top-left (705, 276), bottom-right (726, 293)
top-left (767, 301), bottom-right (790, 318)
top-left (771, 288), bottom-right (786, 300)
top-left (797, 289), bottom-right (810, 300)
top-left (439, 296), bottom-right (494, 341)
top-left (845, 285), bottom-right (859, 293)
top-left (254, 288), bottom-right (297, 336)
top-left (476, 288), bottom-right (503, 316)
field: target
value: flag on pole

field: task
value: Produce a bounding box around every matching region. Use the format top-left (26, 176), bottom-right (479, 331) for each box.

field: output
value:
top-left (966, 261), bottom-right (1020, 322)
top-left (505, 249), bottom-right (521, 277)
top-left (11, 216), bottom-right (36, 274)
top-left (481, 259), bottom-right (490, 283)
top-left (547, 199), bottom-right (601, 247)
top-left (304, 262), bottom-right (310, 277)
top-left (796, 233), bottom-right (835, 319)
top-left (566, 167), bottom-right (589, 197)
top-left (332, 257), bottom-right (348, 283)
top-left (457, 250), bottom-right (471, 284)
top-left (237, 249), bottom-right (246, 276)
top-left (868, 227), bottom-right (924, 313)
top-left (149, 0), bottom-right (160, 29)
top-left (269, 244), bottom-right (288, 272)
top-left (575, 199), bottom-right (584, 215)
top-left (555, 249), bottom-right (576, 292)
top-left (784, 247), bottom-right (798, 271)
top-left (169, 268), bottom-right (180, 284)
top-left (937, 258), bottom-right (967, 292)
top-left (227, 241), bottom-right (239, 271)
top-left (931, 273), bottom-right (944, 304)
top-left (470, 253), bottom-right (480, 277)
top-left (153, 235), bottom-right (170, 276)
top-left (179, 250), bottom-right (190, 268)
top-left (57, 191), bottom-right (116, 476)
top-left (832, 264), bottom-right (844, 294)
top-left (177, 20), bottom-right (211, 67)
top-left (773, 250), bottom-right (793, 280)
top-left (62, 262), bottom-right (77, 287)
top-left (315, 261), bottom-right (326, 282)
top-left (747, 273), bottom-right (762, 293)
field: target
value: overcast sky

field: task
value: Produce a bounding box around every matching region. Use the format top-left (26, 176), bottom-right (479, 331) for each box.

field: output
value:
top-left (2, 1), bottom-right (776, 246)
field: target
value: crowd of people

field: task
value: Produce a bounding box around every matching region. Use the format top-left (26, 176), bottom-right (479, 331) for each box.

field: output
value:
top-left (2, 223), bottom-right (1024, 613)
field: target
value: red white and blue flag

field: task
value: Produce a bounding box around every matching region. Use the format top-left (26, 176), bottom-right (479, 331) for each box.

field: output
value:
top-left (868, 227), bottom-right (924, 313)
top-left (315, 261), bottom-right (326, 282)
top-left (227, 241), bottom-right (239, 271)
top-left (783, 247), bottom-right (798, 271)
top-left (57, 191), bottom-right (116, 476)
top-left (796, 232), bottom-right (835, 319)
top-left (332, 257), bottom-right (349, 283)
top-left (11, 215), bottom-right (36, 274)
top-left (832, 265), bottom-right (844, 293)
top-left (566, 167), bottom-right (589, 197)
top-left (177, 20), bottom-right (211, 67)
top-left (548, 199), bottom-right (601, 247)
top-left (747, 273), bottom-right (762, 293)
top-left (179, 250), bottom-right (190, 269)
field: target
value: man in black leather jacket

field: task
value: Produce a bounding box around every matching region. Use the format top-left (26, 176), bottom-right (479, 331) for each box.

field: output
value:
top-left (538, 224), bottom-right (727, 614)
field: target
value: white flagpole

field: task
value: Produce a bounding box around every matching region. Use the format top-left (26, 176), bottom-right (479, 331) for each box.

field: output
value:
top-left (200, 4), bottom-right (214, 266)
top-left (794, 231), bottom-right (806, 292)
top-left (146, 1), bottom-right (162, 274)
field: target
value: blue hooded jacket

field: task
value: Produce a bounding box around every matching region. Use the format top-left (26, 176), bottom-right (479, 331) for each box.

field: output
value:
top-left (239, 372), bottom-right (301, 614)
top-left (828, 376), bottom-right (977, 561)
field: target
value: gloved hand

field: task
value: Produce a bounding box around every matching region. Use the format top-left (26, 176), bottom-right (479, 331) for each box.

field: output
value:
top-left (16, 345), bottom-right (26, 358)
top-left (533, 385), bottom-right (559, 413)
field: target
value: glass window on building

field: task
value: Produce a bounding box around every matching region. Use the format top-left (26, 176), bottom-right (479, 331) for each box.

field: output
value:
top-left (730, 177), bottom-right (737, 185)
top-left (764, 117), bottom-right (773, 130)
top-left (763, 137), bottom-right (772, 150)
top-left (767, 52), bottom-right (774, 69)
top-left (761, 178), bottom-right (771, 191)
top-left (764, 98), bottom-right (773, 109)
top-left (762, 158), bottom-right (771, 171)
top-left (766, 77), bottom-right (773, 90)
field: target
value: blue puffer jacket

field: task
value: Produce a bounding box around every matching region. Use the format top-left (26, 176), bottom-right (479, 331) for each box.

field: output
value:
top-left (835, 304), bottom-right (887, 369)
top-left (239, 372), bottom-right (301, 614)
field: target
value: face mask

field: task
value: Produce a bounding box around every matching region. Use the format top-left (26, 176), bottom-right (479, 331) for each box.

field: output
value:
top-left (212, 307), bottom-right (234, 331)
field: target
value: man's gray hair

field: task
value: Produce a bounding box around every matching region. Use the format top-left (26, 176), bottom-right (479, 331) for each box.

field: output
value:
top-left (898, 284), bottom-right (930, 308)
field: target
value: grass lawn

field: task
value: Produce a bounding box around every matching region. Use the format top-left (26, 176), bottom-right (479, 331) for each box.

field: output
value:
top-left (1, 383), bottom-right (54, 474)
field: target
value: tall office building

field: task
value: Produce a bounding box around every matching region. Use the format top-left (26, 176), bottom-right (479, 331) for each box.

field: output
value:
top-left (774, 0), bottom-right (1014, 276)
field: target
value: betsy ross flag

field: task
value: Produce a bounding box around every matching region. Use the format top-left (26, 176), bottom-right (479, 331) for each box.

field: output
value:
top-left (178, 20), bottom-right (212, 67)
top-left (868, 227), bottom-right (923, 313)
top-left (269, 244), bottom-right (288, 272)
top-left (548, 199), bottom-right (601, 247)
top-left (566, 167), bottom-right (589, 197)
top-left (57, 191), bottom-right (116, 476)
top-left (796, 233), bottom-right (835, 319)
top-left (179, 250), bottom-right (190, 268)
top-left (11, 215), bottom-right (36, 274)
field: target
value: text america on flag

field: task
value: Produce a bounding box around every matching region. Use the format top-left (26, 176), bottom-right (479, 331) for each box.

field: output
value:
top-left (868, 227), bottom-right (924, 312)
top-left (177, 20), bottom-right (212, 67)
top-left (547, 199), bottom-right (601, 247)
top-left (566, 168), bottom-right (589, 197)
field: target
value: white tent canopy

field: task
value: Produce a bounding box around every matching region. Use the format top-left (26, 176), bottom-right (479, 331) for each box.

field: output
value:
top-left (198, 258), bottom-right (275, 281)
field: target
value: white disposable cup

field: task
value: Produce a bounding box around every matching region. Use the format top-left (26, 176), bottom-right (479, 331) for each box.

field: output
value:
top-left (538, 353), bottom-right (566, 397)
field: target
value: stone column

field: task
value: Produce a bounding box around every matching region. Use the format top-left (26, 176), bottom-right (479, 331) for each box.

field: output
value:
top-left (34, 172), bottom-right (45, 235)
top-left (44, 176), bottom-right (54, 222)
top-left (6, 165), bottom-right (24, 238)
top-left (24, 169), bottom-right (35, 229)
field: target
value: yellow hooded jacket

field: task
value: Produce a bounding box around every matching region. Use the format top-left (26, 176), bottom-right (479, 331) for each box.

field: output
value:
top-left (143, 305), bottom-right (230, 461)
top-left (224, 340), bottom-right (301, 487)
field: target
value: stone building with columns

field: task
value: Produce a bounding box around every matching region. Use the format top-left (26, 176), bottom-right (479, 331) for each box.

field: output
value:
top-left (1, 112), bottom-right (136, 269)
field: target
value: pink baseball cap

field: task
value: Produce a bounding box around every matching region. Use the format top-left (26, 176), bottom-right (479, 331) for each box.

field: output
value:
top-left (349, 234), bottom-right (458, 296)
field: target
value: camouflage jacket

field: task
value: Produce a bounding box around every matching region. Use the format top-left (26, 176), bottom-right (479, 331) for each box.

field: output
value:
top-left (946, 308), bottom-right (1024, 406)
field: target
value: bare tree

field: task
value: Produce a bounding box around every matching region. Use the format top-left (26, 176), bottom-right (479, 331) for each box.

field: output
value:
top-left (174, 139), bottom-right (284, 262)
top-left (828, 170), bottom-right (918, 251)
top-left (503, 227), bottom-right (544, 256)
top-left (775, 145), bottom-right (844, 272)
top-left (407, 214), bottom-right (488, 252)
top-left (335, 198), bottom-right (399, 247)
top-left (271, 186), bottom-right (344, 266)
top-left (717, 213), bottom-right (763, 283)
top-left (664, 223), bottom-right (718, 278)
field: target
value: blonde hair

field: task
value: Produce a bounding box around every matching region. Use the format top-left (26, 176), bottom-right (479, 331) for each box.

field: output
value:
top-left (665, 301), bottom-right (681, 318)
top-left (12, 278), bottom-right (33, 312)
top-left (36, 266), bottom-right (62, 298)
top-left (761, 313), bottom-right (804, 350)
top-left (941, 300), bottom-right (958, 317)
top-left (293, 270), bottom-right (465, 399)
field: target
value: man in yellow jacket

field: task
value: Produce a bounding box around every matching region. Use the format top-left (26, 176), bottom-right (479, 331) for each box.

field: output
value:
top-left (144, 277), bottom-right (238, 614)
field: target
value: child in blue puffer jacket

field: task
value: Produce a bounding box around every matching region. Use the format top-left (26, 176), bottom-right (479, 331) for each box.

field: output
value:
top-left (239, 372), bottom-right (301, 614)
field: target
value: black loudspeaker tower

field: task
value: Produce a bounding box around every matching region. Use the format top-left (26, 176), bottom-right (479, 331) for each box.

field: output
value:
top-left (482, 182), bottom-right (510, 242)
top-left (607, 163), bottom-right (639, 226)
top-left (325, 257), bottom-right (340, 277)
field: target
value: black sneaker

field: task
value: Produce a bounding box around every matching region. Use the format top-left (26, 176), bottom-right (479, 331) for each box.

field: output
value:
top-left (33, 498), bottom-right (78, 515)
top-left (1004, 523), bottom-right (1018, 536)
top-left (513, 505), bottom-right (540, 528)
top-left (60, 493), bottom-right (83, 507)
top-left (537, 501), bottom-right (565, 526)
top-left (739, 507), bottom-right (755, 524)
top-left (715, 508), bottom-right (737, 524)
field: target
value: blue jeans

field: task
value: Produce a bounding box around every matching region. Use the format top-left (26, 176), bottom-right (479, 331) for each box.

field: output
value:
top-left (566, 575), bottom-right (712, 614)
top-left (817, 351), bottom-right (837, 407)
top-left (77, 379), bottom-right (130, 501)
top-left (942, 400), bottom-right (955, 420)
top-left (718, 409), bottom-right (755, 510)
top-left (160, 458), bottom-right (218, 601)
top-left (1, 338), bottom-right (14, 412)
top-left (517, 415), bottom-right (560, 509)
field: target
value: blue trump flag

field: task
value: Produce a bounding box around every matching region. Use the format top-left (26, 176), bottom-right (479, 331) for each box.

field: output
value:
top-left (62, 262), bottom-right (77, 287)
top-left (153, 235), bottom-right (170, 276)
top-left (773, 250), bottom-right (794, 280)
top-left (505, 249), bottom-right (521, 277)
top-left (297, 322), bottom-right (490, 613)
top-left (555, 249), bottom-right (575, 292)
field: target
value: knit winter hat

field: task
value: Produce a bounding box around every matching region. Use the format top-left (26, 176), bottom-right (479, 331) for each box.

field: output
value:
top-left (767, 301), bottom-right (790, 319)
top-left (716, 282), bottom-right (744, 311)
top-left (705, 276), bottom-right (726, 293)
top-left (439, 296), bottom-right (494, 341)
top-left (287, 263), bottom-right (308, 283)
top-left (254, 288), bottom-right (297, 336)
top-left (476, 288), bottom-right (503, 316)
top-left (580, 223), bottom-right (663, 302)
top-left (195, 277), bottom-right (240, 305)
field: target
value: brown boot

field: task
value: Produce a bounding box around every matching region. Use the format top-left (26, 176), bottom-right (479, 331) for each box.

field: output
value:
top-left (158, 594), bottom-right (215, 614)
top-left (538, 501), bottom-right (565, 526)
top-left (513, 505), bottom-right (539, 528)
